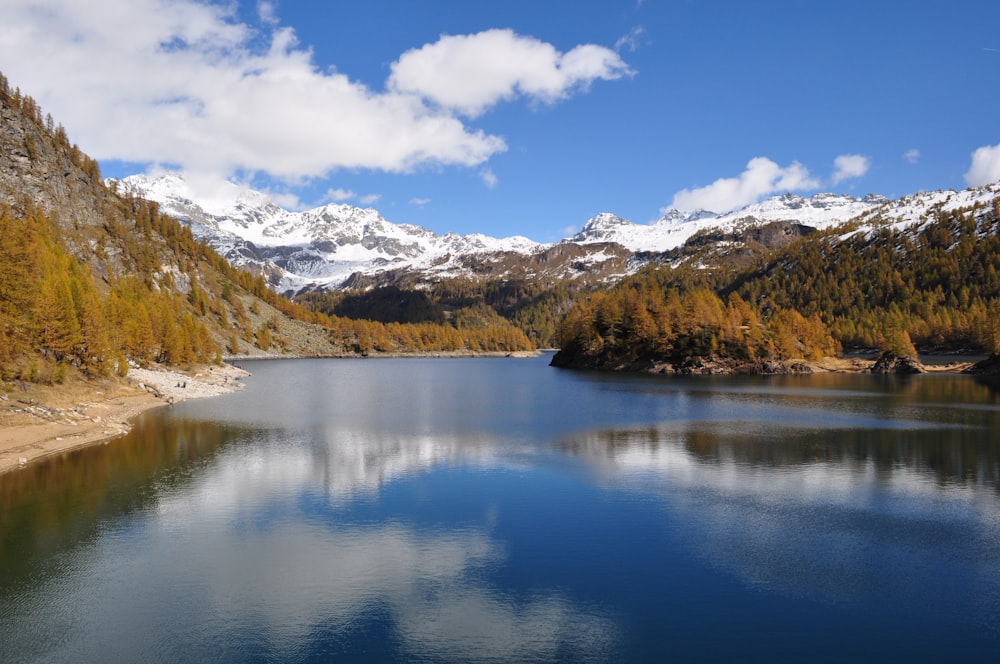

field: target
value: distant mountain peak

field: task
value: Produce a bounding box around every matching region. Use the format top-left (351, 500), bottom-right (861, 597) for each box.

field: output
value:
top-left (577, 212), bottom-right (632, 234)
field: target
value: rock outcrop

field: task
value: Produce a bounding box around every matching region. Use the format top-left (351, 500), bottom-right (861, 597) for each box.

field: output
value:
top-left (870, 353), bottom-right (925, 374)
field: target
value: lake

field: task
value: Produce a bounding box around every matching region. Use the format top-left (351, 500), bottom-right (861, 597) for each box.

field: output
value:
top-left (2, 354), bottom-right (999, 662)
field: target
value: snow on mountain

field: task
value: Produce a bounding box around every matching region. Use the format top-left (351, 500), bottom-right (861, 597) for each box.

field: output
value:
top-left (111, 173), bottom-right (545, 292)
top-left (112, 172), bottom-right (1000, 293)
top-left (571, 192), bottom-right (890, 252)
top-left (843, 184), bottom-right (1000, 238)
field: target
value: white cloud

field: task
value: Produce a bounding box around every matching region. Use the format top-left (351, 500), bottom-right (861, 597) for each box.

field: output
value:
top-left (667, 157), bottom-right (820, 213)
top-left (388, 28), bottom-right (633, 118)
top-left (832, 154), bottom-right (870, 184)
top-left (263, 190), bottom-right (305, 211)
top-left (615, 26), bottom-right (646, 53)
top-left (480, 168), bottom-right (499, 189)
top-left (358, 193), bottom-right (382, 205)
top-left (326, 188), bottom-right (356, 202)
top-left (410, 197), bottom-right (432, 207)
top-left (903, 148), bottom-right (921, 164)
top-left (0, 1), bottom-right (629, 188)
top-left (257, 1), bottom-right (279, 25)
top-left (965, 143), bottom-right (1000, 186)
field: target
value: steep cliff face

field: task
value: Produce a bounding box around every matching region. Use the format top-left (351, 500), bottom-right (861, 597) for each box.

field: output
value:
top-left (0, 87), bottom-right (113, 267)
top-left (0, 92), bottom-right (100, 223)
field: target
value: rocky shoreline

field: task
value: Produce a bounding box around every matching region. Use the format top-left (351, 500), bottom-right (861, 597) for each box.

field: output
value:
top-left (550, 351), bottom-right (987, 376)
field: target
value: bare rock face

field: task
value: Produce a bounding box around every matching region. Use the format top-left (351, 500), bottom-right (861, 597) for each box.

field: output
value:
top-left (870, 353), bottom-right (925, 374)
top-left (0, 102), bottom-right (105, 232)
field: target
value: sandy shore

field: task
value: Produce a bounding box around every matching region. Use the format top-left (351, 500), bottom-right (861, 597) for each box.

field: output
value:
top-left (0, 363), bottom-right (250, 476)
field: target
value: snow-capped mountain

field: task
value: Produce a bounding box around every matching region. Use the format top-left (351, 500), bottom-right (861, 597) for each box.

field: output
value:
top-left (111, 172), bottom-right (1000, 293)
top-left (842, 185), bottom-right (1000, 238)
top-left (111, 173), bottom-right (545, 292)
top-left (570, 192), bottom-right (890, 252)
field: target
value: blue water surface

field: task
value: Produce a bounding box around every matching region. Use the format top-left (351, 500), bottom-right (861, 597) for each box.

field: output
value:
top-left (2, 354), bottom-right (999, 662)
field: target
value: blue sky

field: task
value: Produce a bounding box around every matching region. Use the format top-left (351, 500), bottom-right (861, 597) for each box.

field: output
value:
top-left (2, 1), bottom-right (999, 241)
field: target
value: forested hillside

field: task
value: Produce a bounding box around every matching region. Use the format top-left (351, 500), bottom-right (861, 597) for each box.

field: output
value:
top-left (0, 72), bottom-right (533, 386)
top-left (297, 277), bottom-right (582, 348)
top-left (552, 193), bottom-right (1000, 372)
top-left (731, 201), bottom-right (1000, 351)
top-left (0, 72), bottom-right (335, 382)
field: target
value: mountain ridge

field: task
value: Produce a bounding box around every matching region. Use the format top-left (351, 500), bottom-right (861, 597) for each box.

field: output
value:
top-left (112, 172), bottom-right (547, 292)
top-left (115, 171), bottom-right (998, 295)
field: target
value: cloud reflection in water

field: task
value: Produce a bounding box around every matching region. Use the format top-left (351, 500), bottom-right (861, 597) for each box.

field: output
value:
top-left (142, 427), bottom-right (617, 661)
top-left (559, 421), bottom-right (1000, 626)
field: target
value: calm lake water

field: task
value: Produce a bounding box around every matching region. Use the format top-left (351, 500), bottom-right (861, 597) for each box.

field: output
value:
top-left (2, 354), bottom-right (1000, 662)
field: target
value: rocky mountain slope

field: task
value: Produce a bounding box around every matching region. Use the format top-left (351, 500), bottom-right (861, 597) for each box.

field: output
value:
top-left (0, 75), bottom-right (344, 369)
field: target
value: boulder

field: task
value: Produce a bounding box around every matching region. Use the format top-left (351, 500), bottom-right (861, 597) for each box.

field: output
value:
top-left (870, 353), bottom-right (925, 374)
